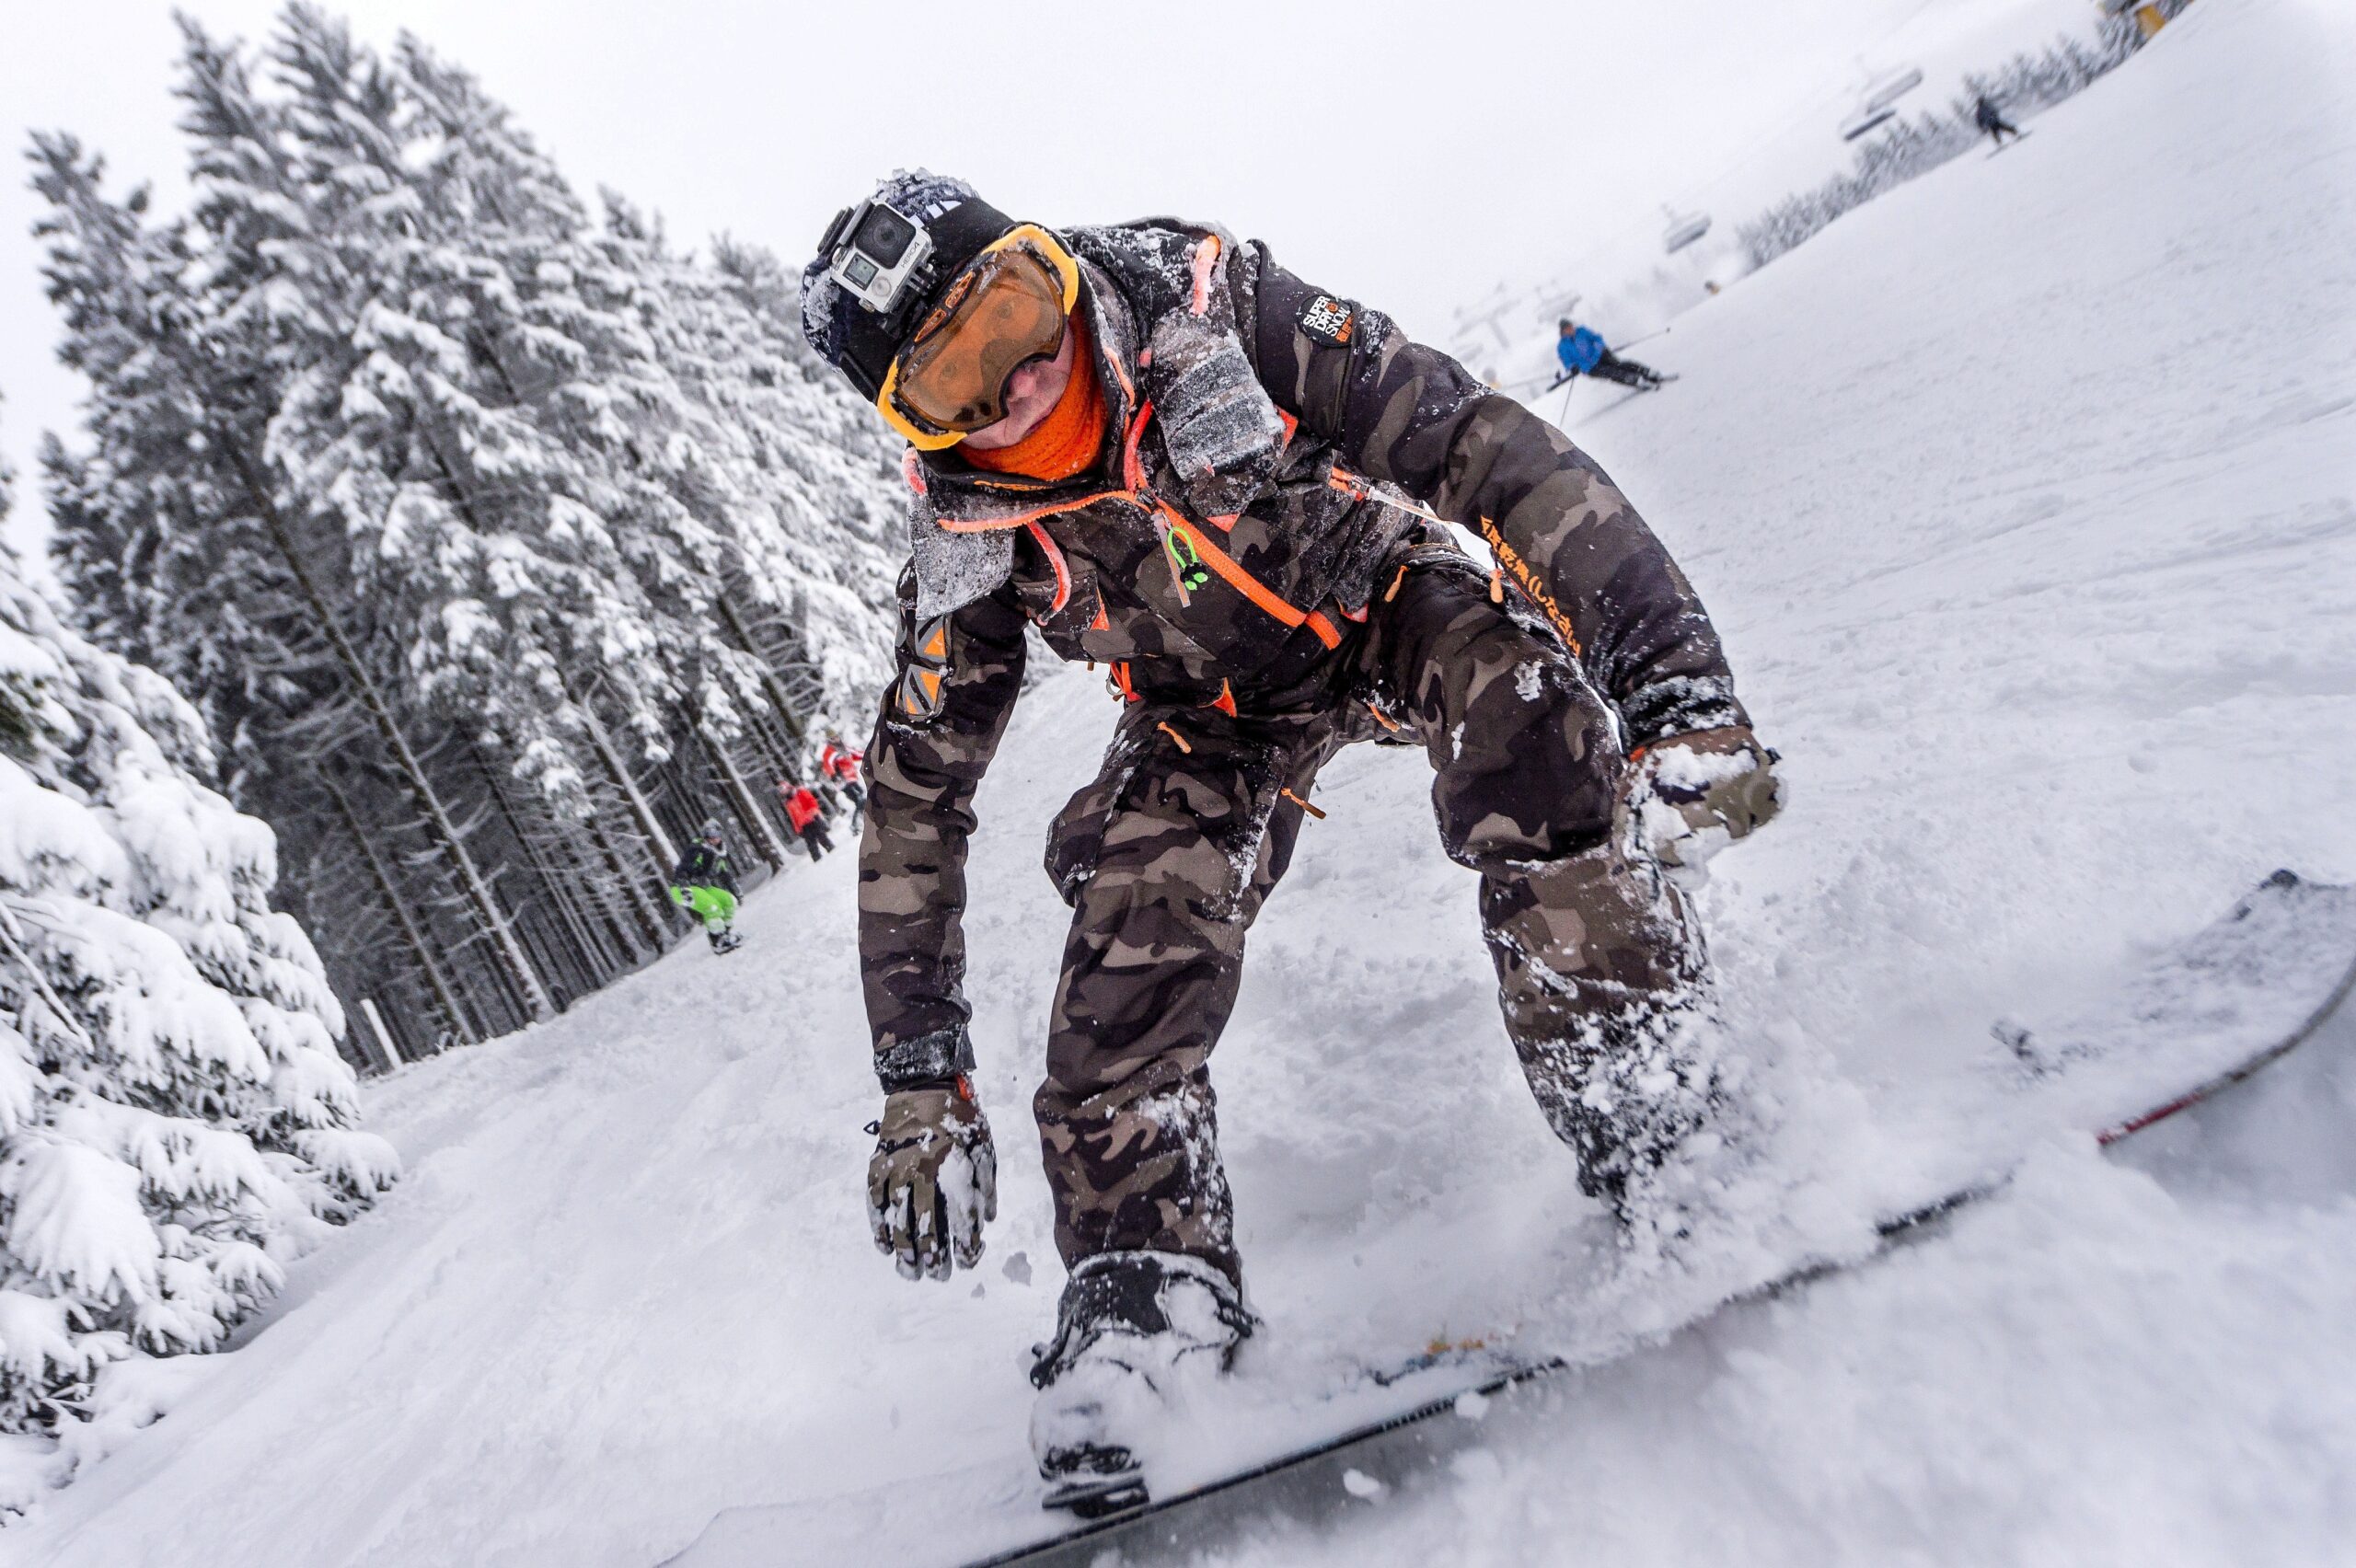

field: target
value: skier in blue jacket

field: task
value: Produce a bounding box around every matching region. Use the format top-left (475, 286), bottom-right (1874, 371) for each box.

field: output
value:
top-left (1553, 317), bottom-right (1668, 392)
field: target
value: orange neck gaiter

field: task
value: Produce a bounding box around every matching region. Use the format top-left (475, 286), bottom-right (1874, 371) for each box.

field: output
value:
top-left (963, 314), bottom-right (1107, 483)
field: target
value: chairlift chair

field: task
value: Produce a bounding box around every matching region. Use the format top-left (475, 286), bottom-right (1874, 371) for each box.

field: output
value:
top-left (1840, 63), bottom-right (1924, 142)
top-left (1841, 103), bottom-right (1900, 141)
top-left (1662, 208), bottom-right (1711, 255)
top-left (1861, 65), bottom-right (1924, 112)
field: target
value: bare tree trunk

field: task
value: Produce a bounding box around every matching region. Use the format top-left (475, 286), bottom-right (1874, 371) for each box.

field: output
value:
top-left (718, 594), bottom-right (809, 746)
top-left (323, 771), bottom-right (477, 1043)
top-left (697, 725), bottom-right (791, 866)
top-left (465, 739), bottom-right (622, 992)
top-left (576, 695), bottom-right (680, 868)
top-left (583, 801), bottom-right (672, 954)
top-left (705, 724), bottom-right (791, 870)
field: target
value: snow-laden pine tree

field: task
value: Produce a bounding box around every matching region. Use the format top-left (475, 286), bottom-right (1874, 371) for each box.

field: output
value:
top-left (603, 201), bottom-right (898, 727)
top-left (0, 400), bottom-right (397, 1500)
top-left (33, 5), bottom-right (902, 1056)
top-left (31, 119), bottom-right (560, 1038)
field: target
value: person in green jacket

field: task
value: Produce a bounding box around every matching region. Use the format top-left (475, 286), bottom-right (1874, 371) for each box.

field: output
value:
top-left (669, 819), bottom-right (743, 954)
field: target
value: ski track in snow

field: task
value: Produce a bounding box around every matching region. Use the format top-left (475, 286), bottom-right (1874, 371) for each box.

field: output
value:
top-left (15, 3), bottom-right (2356, 1564)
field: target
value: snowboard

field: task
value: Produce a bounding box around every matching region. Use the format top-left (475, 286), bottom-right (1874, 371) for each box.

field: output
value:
top-left (657, 871), bottom-right (2354, 1568)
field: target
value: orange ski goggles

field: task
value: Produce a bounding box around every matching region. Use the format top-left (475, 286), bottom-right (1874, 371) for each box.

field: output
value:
top-left (878, 225), bottom-right (1082, 450)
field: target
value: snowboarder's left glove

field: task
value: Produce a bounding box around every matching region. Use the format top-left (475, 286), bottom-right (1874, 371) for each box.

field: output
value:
top-left (1629, 726), bottom-right (1782, 870)
top-left (867, 1078), bottom-right (998, 1282)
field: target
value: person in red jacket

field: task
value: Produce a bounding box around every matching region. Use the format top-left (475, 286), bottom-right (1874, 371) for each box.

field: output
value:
top-left (818, 732), bottom-right (867, 828)
top-left (778, 778), bottom-right (834, 860)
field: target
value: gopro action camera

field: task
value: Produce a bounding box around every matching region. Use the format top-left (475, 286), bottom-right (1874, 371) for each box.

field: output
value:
top-left (822, 199), bottom-right (935, 317)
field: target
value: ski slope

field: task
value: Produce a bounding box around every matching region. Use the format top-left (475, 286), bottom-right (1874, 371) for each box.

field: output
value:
top-left (13, 2), bottom-right (2355, 1562)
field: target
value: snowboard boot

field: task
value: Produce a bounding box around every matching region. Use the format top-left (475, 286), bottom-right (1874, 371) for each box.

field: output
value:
top-left (1028, 1251), bottom-right (1255, 1516)
top-left (708, 928), bottom-right (743, 954)
top-left (1515, 992), bottom-right (1738, 1257)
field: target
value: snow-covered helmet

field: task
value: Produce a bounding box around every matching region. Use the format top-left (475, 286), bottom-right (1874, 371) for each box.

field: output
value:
top-left (699, 818), bottom-right (723, 842)
top-left (801, 170), bottom-right (1019, 411)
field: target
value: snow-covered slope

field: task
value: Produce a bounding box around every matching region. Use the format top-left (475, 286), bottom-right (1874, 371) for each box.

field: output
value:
top-left (14, 2), bottom-right (2354, 1563)
top-left (1449, 0), bottom-right (2128, 384)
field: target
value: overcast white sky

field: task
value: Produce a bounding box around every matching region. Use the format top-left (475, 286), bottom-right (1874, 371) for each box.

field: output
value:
top-left (0, 0), bottom-right (2084, 559)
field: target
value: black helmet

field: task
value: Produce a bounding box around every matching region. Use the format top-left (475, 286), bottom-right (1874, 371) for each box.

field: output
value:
top-left (699, 818), bottom-right (723, 841)
top-left (800, 170), bottom-right (1018, 404)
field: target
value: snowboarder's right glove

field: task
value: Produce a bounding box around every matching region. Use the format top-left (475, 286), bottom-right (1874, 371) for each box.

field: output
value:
top-left (867, 1078), bottom-right (998, 1282)
top-left (1629, 725), bottom-right (1783, 871)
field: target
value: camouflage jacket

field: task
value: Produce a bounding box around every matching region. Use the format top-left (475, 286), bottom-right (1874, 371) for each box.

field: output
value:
top-left (860, 220), bottom-right (1750, 1090)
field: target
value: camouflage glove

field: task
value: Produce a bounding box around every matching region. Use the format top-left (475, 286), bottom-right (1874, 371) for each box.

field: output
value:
top-left (867, 1077), bottom-right (998, 1281)
top-left (1629, 726), bottom-right (1783, 870)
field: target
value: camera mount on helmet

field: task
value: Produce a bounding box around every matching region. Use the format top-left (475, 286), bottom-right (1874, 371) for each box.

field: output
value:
top-left (806, 179), bottom-right (1020, 412)
top-left (820, 198), bottom-right (938, 326)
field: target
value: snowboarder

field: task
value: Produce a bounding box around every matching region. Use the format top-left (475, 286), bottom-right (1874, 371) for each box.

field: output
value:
top-left (780, 779), bottom-right (833, 860)
top-left (818, 732), bottom-right (867, 828)
top-left (803, 171), bottom-right (1781, 1506)
top-left (1974, 91), bottom-right (2023, 148)
top-left (1553, 317), bottom-right (1667, 392)
top-left (669, 820), bottom-right (743, 954)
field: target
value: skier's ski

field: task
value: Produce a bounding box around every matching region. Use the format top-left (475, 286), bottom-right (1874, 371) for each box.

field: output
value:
top-left (953, 870), bottom-right (2355, 1568)
top-left (1577, 388), bottom-right (1652, 424)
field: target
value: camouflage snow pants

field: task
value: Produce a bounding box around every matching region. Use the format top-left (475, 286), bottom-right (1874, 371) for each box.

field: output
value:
top-left (1035, 548), bottom-right (1703, 1289)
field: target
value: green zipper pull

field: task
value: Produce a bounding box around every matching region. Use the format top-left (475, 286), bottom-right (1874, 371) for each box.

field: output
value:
top-left (1161, 521), bottom-right (1211, 594)
top-left (1152, 516), bottom-right (1206, 605)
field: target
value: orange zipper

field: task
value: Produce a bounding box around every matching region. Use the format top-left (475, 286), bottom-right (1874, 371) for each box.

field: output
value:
top-left (1121, 405), bottom-right (1340, 648)
top-left (1024, 520), bottom-right (1071, 614)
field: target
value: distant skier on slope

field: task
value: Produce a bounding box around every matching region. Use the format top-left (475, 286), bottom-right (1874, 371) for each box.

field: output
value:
top-left (1974, 91), bottom-right (2024, 148)
top-left (669, 820), bottom-right (743, 954)
top-left (1553, 317), bottom-right (1669, 392)
top-left (801, 170), bottom-right (1781, 1510)
top-left (779, 778), bottom-right (833, 860)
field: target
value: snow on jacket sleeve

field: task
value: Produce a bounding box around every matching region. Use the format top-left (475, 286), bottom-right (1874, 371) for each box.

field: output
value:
top-left (1243, 248), bottom-right (1748, 744)
top-left (857, 561), bottom-right (1029, 1090)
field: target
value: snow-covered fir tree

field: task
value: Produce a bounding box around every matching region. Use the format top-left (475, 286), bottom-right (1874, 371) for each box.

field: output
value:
top-left (0, 398), bottom-right (398, 1503)
top-left (31, 5), bottom-right (900, 1056)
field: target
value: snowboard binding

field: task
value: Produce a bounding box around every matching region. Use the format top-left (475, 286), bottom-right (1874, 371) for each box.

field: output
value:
top-left (1038, 1444), bottom-right (1149, 1518)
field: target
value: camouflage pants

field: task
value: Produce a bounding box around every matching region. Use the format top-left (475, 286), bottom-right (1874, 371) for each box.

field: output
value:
top-left (1035, 549), bottom-right (1702, 1288)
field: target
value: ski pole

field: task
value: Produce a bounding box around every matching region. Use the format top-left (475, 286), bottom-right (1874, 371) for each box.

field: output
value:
top-left (1610, 324), bottom-right (1673, 353)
